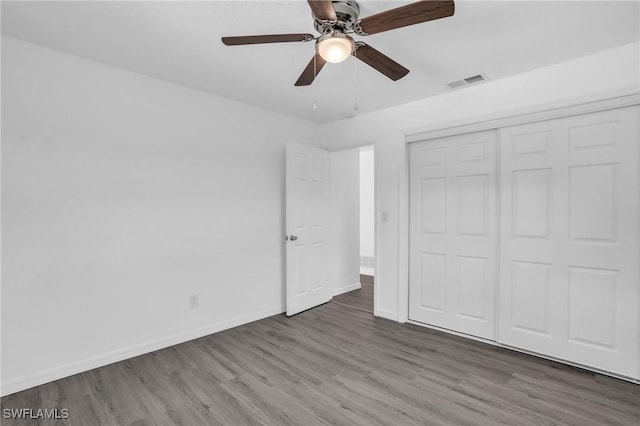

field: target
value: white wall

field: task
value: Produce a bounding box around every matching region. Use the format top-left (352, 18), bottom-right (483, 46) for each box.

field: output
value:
top-left (1, 36), bottom-right (319, 395)
top-left (3, 33), bottom-right (639, 394)
top-left (321, 41), bottom-right (640, 322)
top-left (359, 147), bottom-right (374, 275)
top-left (329, 148), bottom-right (360, 295)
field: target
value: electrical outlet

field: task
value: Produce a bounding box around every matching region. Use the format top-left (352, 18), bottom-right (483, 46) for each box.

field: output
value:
top-left (189, 294), bottom-right (199, 309)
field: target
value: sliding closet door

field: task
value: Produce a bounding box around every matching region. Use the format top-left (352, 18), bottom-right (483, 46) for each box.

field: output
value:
top-left (409, 131), bottom-right (497, 340)
top-left (499, 106), bottom-right (639, 378)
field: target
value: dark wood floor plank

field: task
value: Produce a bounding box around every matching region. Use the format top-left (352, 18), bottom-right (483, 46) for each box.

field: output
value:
top-left (2, 288), bottom-right (639, 425)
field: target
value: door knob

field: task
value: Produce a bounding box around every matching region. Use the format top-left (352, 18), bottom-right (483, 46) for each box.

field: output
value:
top-left (289, 235), bottom-right (298, 241)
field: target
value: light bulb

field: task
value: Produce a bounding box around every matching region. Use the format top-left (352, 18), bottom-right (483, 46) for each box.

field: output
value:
top-left (317, 33), bottom-right (354, 64)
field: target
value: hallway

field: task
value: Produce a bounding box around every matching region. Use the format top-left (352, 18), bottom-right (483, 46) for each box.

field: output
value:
top-left (331, 275), bottom-right (373, 314)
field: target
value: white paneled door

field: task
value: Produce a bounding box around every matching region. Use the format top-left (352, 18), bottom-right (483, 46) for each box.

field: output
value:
top-left (409, 131), bottom-right (498, 340)
top-left (285, 142), bottom-right (331, 316)
top-left (499, 106), bottom-right (639, 378)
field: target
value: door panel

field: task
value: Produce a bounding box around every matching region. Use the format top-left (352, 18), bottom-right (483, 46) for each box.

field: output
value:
top-left (499, 106), bottom-right (639, 378)
top-left (286, 143), bottom-right (331, 316)
top-left (510, 260), bottom-right (551, 336)
top-left (512, 168), bottom-right (552, 239)
top-left (456, 255), bottom-right (488, 320)
top-left (409, 130), bottom-right (498, 340)
top-left (420, 177), bottom-right (447, 234)
top-left (418, 252), bottom-right (446, 312)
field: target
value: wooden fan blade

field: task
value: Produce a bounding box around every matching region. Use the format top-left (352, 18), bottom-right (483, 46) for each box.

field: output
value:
top-left (222, 34), bottom-right (314, 46)
top-left (356, 0), bottom-right (454, 35)
top-left (353, 43), bottom-right (409, 81)
top-left (295, 54), bottom-right (327, 86)
top-left (307, 0), bottom-right (337, 21)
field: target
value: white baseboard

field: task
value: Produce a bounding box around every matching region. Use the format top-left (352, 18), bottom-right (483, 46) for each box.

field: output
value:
top-left (374, 309), bottom-right (399, 322)
top-left (332, 282), bottom-right (361, 296)
top-left (1, 305), bottom-right (285, 397)
top-left (359, 267), bottom-right (375, 276)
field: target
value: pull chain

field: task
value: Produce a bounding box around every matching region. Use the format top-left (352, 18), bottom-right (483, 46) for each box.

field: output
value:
top-left (313, 54), bottom-right (318, 111)
top-left (353, 48), bottom-right (359, 112)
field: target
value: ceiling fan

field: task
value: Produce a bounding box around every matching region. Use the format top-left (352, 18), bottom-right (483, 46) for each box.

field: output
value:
top-left (222, 0), bottom-right (455, 86)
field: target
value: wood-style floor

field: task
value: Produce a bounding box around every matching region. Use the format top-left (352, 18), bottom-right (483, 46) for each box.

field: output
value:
top-left (2, 298), bottom-right (639, 425)
top-left (331, 275), bottom-right (374, 314)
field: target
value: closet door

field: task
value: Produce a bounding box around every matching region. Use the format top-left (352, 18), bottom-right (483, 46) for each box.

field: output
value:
top-left (499, 106), bottom-right (639, 378)
top-left (409, 131), bottom-right (497, 340)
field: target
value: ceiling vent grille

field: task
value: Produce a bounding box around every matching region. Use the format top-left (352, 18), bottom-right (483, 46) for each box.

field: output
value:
top-left (447, 73), bottom-right (487, 89)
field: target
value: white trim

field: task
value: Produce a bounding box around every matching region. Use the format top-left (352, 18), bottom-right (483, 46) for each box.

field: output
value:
top-left (360, 266), bottom-right (375, 276)
top-left (373, 142), bottom-right (382, 319)
top-left (375, 309), bottom-right (399, 322)
top-left (397, 137), bottom-right (410, 324)
top-left (494, 128), bottom-right (503, 343)
top-left (407, 319), bottom-right (639, 384)
top-left (326, 139), bottom-right (376, 152)
top-left (332, 282), bottom-right (361, 296)
top-left (399, 140), bottom-right (410, 325)
top-left (406, 90), bottom-right (639, 143)
top-left (1, 305), bottom-right (285, 397)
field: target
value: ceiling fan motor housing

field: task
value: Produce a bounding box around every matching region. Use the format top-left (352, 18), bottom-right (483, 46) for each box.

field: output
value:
top-left (313, 0), bottom-right (361, 34)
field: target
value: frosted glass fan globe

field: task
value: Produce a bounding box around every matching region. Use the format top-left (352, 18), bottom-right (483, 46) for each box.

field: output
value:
top-left (317, 33), bottom-right (355, 64)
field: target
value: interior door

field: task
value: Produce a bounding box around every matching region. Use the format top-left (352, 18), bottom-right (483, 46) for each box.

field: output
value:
top-left (285, 142), bottom-right (331, 316)
top-left (409, 131), bottom-right (498, 340)
top-left (498, 106), bottom-right (639, 378)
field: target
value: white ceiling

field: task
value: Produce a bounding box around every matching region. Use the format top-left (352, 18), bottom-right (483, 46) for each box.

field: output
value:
top-left (2, 1), bottom-right (639, 123)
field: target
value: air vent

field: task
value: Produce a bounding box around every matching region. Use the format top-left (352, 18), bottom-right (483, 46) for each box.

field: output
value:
top-left (447, 73), bottom-right (488, 90)
top-left (447, 80), bottom-right (466, 89)
top-left (464, 74), bottom-right (485, 84)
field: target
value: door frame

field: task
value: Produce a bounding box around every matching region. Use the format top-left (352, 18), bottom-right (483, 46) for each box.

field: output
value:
top-left (327, 142), bottom-right (380, 316)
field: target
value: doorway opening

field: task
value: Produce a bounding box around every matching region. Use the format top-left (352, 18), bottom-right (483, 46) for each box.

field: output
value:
top-left (331, 145), bottom-right (375, 314)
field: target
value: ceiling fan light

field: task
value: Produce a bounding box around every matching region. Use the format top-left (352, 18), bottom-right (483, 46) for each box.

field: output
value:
top-left (317, 33), bottom-right (354, 64)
